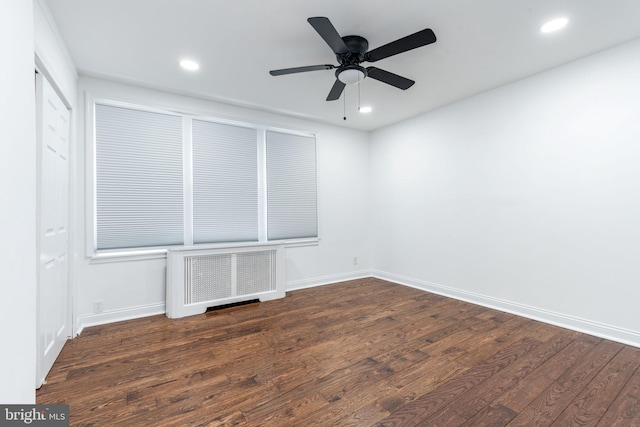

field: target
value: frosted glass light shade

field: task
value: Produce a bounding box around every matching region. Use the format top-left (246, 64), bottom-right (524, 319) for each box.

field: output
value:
top-left (338, 68), bottom-right (365, 85)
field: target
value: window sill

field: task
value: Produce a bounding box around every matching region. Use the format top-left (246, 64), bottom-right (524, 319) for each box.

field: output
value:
top-left (89, 248), bottom-right (168, 264)
top-left (89, 238), bottom-right (320, 264)
top-left (281, 238), bottom-right (320, 248)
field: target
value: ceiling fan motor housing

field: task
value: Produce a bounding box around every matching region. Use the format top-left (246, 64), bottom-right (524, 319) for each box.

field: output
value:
top-left (338, 35), bottom-right (369, 64)
top-left (335, 35), bottom-right (369, 84)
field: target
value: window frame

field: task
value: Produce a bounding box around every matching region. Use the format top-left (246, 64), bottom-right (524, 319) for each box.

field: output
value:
top-left (85, 93), bottom-right (320, 262)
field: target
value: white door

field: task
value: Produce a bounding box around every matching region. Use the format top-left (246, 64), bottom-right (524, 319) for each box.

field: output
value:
top-left (35, 73), bottom-right (71, 388)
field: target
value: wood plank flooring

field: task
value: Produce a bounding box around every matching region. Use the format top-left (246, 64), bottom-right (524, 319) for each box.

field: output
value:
top-left (37, 278), bottom-right (640, 426)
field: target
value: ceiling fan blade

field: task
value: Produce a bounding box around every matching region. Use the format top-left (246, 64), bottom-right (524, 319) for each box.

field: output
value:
top-left (366, 67), bottom-right (415, 90)
top-left (326, 79), bottom-right (346, 101)
top-left (308, 17), bottom-right (350, 55)
top-left (270, 64), bottom-right (335, 76)
top-left (365, 28), bottom-right (436, 62)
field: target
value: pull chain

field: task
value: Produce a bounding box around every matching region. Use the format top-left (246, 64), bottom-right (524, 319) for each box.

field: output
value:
top-left (343, 87), bottom-right (347, 121)
top-left (358, 76), bottom-right (361, 112)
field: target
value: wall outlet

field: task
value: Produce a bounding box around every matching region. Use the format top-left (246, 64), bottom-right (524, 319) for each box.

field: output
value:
top-left (353, 256), bottom-right (359, 265)
top-left (93, 300), bottom-right (104, 313)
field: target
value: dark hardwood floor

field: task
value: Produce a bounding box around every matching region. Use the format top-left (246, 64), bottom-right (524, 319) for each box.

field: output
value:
top-left (37, 278), bottom-right (640, 426)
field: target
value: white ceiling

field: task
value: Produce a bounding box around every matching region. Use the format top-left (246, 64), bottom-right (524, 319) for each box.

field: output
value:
top-left (46, 0), bottom-right (640, 131)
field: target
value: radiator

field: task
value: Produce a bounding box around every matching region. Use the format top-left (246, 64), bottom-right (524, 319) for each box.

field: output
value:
top-left (166, 244), bottom-right (285, 318)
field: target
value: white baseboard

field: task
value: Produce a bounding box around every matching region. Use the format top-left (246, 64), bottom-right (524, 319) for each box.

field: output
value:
top-left (76, 302), bottom-right (165, 336)
top-left (73, 271), bottom-right (640, 349)
top-left (371, 270), bottom-right (640, 348)
top-left (73, 271), bottom-right (371, 335)
top-left (286, 270), bottom-right (372, 292)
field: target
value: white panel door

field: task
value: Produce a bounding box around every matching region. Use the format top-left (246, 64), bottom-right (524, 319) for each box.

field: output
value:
top-left (35, 73), bottom-right (71, 388)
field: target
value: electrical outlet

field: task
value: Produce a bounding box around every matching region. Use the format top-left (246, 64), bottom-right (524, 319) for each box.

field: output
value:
top-left (94, 300), bottom-right (104, 313)
top-left (353, 256), bottom-right (358, 265)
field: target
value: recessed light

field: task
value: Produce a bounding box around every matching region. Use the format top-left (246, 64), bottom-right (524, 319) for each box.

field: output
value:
top-left (540, 17), bottom-right (569, 34)
top-left (180, 59), bottom-right (200, 71)
top-left (359, 106), bottom-right (372, 113)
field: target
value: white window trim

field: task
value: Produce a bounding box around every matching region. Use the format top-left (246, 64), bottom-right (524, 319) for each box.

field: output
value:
top-left (183, 116), bottom-right (194, 246)
top-left (85, 92), bottom-right (320, 262)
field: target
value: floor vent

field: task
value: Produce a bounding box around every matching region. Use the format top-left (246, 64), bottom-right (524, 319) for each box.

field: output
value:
top-left (166, 244), bottom-right (285, 319)
top-left (205, 299), bottom-right (259, 312)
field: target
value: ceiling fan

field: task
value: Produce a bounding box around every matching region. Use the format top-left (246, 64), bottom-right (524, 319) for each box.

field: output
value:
top-left (269, 17), bottom-right (437, 101)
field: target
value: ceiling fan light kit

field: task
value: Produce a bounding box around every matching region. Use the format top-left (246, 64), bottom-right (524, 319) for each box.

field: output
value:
top-left (337, 65), bottom-right (366, 85)
top-left (269, 17), bottom-right (437, 102)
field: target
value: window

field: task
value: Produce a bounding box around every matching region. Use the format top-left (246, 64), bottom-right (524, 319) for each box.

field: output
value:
top-left (93, 101), bottom-right (317, 252)
top-left (95, 104), bottom-right (184, 250)
top-left (192, 120), bottom-right (258, 244)
top-left (266, 130), bottom-right (318, 240)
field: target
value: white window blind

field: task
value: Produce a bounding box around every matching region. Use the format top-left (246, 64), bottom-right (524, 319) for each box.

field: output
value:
top-left (192, 120), bottom-right (259, 243)
top-left (266, 131), bottom-right (318, 240)
top-left (95, 104), bottom-right (184, 249)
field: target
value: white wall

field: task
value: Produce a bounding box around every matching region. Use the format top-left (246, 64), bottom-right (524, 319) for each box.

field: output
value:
top-left (371, 38), bottom-right (640, 345)
top-left (74, 77), bottom-right (371, 331)
top-left (0, 0), bottom-right (37, 403)
top-left (34, 0), bottom-right (77, 104)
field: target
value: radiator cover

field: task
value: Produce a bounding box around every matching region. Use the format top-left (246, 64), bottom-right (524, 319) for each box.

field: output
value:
top-left (166, 244), bottom-right (285, 318)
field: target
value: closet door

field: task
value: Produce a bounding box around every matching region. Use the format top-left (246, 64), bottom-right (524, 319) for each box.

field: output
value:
top-left (35, 73), bottom-right (71, 388)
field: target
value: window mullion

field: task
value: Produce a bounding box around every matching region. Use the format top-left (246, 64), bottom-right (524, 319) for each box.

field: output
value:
top-left (183, 116), bottom-right (194, 246)
top-left (257, 128), bottom-right (267, 242)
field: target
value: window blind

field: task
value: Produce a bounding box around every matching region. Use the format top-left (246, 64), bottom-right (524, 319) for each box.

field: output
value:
top-left (192, 120), bottom-right (259, 243)
top-left (266, 131), bottom-right (318, 240)
top-left (95, 104), bottom-right (184, 249)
